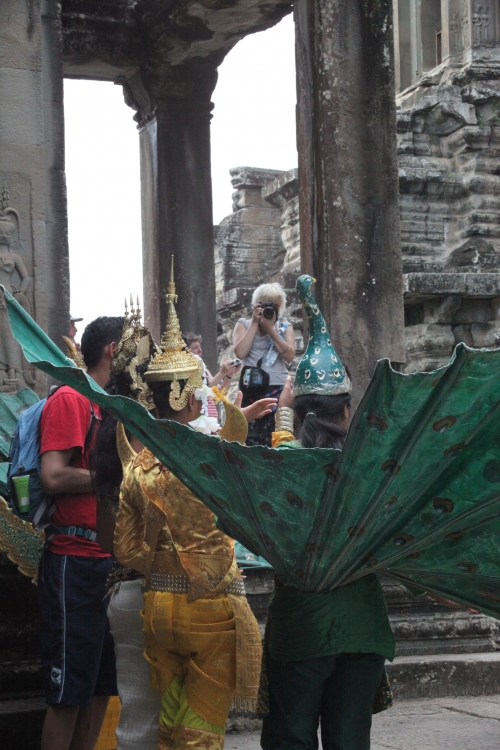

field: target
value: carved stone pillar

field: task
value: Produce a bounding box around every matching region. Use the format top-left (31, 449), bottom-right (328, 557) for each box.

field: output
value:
top-left (0, 0), bottom-right (69, 395)
top-left (134, 66), bottom-right (219, 371)
top-left (294, 0), bottom-right (405, 404)
top-left (41, 0), bottom-right (70, 352)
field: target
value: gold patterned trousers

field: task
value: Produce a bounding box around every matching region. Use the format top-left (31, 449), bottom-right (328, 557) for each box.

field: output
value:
top-left (143, 590), bottom-right (261, 750)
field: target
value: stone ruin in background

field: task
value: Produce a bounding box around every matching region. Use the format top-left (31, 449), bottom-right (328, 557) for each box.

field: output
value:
top-left (216, 0), bottom-right (500, 377)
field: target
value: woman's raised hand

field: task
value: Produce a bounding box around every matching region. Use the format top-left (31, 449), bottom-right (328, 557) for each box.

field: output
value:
top-left (258, 313), bottom-right (276, 334)
top-left (251, 304), bottom-right (264, 326)
top-left (221, 360), bottom-right (241, 378)
top-left (278, 376), bottom-right (295, 409)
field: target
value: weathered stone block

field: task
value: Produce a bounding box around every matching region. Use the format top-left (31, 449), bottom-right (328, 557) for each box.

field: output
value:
top-left (453, 298), bottom-right (491, 325)
top-left (404, 272), bottom-right (500, 298)
top-left (441, 125), bottom-right (493, 156)
top-left (404, 323), bottom-right (455, 372)
top-left (232, 188), bottom-right (269, 210)
top-left (262, 169), bottom-right (299, 208)
top-left (453, 324), bottom-right (474, 347)
top-left (0, 4), bottom-right (42, 71)
top-left (423, 296), bottom-right (462, 325)
top-left (471, 321), bottom-right (500, 348)
top-left (0, 68), bottom-right (44, 146)
top-left (397, 131), bottom-right (415, 154)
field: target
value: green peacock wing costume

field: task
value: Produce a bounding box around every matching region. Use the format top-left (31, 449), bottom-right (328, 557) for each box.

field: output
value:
top-left (4, 281), bottom-right (500, 618)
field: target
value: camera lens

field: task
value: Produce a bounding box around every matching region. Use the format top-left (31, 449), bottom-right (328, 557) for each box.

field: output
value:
top-left (263, 307), bottom-right (275, 320)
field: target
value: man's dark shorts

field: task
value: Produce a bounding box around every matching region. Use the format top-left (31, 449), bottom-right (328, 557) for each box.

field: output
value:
top-left (38, 549), bottom-right (117, 706)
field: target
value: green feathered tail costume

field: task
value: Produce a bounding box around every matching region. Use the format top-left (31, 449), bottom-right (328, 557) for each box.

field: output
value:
top-left (4, 282), bottom-right (500, 618)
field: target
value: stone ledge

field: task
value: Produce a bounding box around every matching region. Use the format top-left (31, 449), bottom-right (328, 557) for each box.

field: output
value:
top-left (388, 652), bottom-right (500, 700)
top-left (0, 695), bottom-right (45, 716)
top-left (230, 167), bottom-right (285, 191)
top-left (404, 273), bottom-right (500, 300)
top-left (262, 169), bottom-right (299, 208)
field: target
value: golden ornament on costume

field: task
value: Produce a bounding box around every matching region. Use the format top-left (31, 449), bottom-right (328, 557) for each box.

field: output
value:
top-left (62, 336), bottom-right (86, 370)
top-left (0, 498), bottom-right (44, 583)
top-left (111, 295), bottom-right (159, 411)
top-left (144, 258), bottom-right (203, 411)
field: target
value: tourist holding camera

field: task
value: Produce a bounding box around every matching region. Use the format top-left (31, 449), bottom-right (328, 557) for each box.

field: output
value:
top-left (233, 283), bottom-right (296, 446)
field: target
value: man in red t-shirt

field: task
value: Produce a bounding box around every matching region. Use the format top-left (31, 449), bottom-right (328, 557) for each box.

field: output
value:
top-left (38, 316), bottom-right (123, 750)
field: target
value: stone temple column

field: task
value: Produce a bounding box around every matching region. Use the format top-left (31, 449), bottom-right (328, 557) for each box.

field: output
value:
top-left (0, 0), bottom-right (69, 395)
top-left (135, 65), bottom-right (219, 372)
top-left (294, 0), bottom-right (405, 403)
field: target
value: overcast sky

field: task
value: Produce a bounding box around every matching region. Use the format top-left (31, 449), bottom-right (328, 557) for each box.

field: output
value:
top-left (65, 14), bottom-right (297, 337)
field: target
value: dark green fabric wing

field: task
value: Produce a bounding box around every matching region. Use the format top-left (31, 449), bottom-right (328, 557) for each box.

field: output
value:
top-left (3, 288), bottom-right (338, 579)
top-left (5, 288), bottom-right (500, 618)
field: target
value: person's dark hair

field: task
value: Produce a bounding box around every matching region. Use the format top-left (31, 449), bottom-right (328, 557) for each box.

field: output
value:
top-left (150, 380), bottom-right (188, 420)
top-left (184, 332), bottom-right (201, 347)
top-left (294, 393), bottom-right (351, 450)
top-left (80, 316), bottom-right (124, 369)
top-left (90, 369), bottom-right (131, 508)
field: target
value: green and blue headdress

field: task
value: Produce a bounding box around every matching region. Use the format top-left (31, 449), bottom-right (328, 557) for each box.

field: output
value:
top-left (294, 275), bottom-right (352, 397)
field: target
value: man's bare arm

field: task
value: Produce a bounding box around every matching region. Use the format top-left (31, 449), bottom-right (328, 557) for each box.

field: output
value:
top-left (41, 449), bottom-right (93, 495)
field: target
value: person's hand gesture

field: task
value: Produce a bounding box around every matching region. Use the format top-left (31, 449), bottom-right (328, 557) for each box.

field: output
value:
top-left (259, 314), bottom-right (276, 334)
top-left (221, 360), bottom-right (241, 378)
top-left (251, 304), bottom-right (264, 326)
top-left (278, 376), bottom-right (294, 409)
top-left (239, 396), bottom-right (278, 422)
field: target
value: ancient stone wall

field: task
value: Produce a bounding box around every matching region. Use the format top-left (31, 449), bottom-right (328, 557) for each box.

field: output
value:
top-left (216, 70), bottom-right (500, 377)
top-left (215, 167), bottom-right (303, 382)
top-left (398, 67), bottom-right (500, 371)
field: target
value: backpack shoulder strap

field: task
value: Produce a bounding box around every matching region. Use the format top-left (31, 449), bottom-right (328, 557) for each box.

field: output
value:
top-left (84, 401), bottom-right (99, 454)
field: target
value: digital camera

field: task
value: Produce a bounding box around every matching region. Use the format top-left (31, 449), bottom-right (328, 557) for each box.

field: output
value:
top-left (261, 303), bottom-right (279, 320)
top-left (242, 368), bottom-right (267, 388)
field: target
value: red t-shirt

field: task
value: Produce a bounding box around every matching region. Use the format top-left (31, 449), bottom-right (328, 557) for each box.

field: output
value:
top-left (40, 386), bottom-right (109, 557)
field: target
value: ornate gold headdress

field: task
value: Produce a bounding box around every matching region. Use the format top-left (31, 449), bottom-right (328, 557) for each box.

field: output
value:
top-left (144, 257), bottom-right (203, 411)
top-left (111, 295), bottom-right (159, 410)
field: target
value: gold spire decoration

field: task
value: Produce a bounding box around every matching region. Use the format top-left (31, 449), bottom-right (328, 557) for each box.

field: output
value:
top-left (111, 294), bottom-right (158, 410)
top-left (144, 256), bottom-right (203, 410)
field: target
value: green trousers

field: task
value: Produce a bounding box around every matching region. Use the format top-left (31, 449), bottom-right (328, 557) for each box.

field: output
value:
top-left (261, 652), bottom-right (385, 750)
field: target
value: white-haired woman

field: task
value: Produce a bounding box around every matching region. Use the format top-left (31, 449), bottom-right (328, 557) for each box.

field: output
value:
top-left (233, 282), bottom-right (296, 446)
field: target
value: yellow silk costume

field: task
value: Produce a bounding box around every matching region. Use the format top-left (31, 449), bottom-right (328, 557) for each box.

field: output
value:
top-left (114, 439), bottom-right (262, 750)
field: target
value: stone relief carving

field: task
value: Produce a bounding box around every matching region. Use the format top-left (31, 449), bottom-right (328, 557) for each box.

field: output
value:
top-left (472, 2), bottom-right (494, 47)
top-left (0, 185), bottom-right (35, 391)
top-left (450, 0), bottom-right (470, 53)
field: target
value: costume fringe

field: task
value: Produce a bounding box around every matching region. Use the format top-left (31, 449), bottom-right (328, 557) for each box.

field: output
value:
top-left (230, 696), bottom-right (259, 713)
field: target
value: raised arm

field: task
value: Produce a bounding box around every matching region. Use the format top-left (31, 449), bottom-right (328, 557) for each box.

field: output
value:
top-left (273, 376), bottom-right (296, 448)
top-left (207, 360), bottom-right (241, 389)
top-left (233, 309), bottom-right (262, 359)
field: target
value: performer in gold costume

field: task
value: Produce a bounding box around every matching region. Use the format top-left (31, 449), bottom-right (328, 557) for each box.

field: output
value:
top-left (113, 271), bottom-right (262, 750)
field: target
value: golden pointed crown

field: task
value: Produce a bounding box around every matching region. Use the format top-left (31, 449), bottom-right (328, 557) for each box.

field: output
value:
top-left (111, 294), bottom-right (159, 410)
top-left (144, 257), bottom-right (203, 410)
